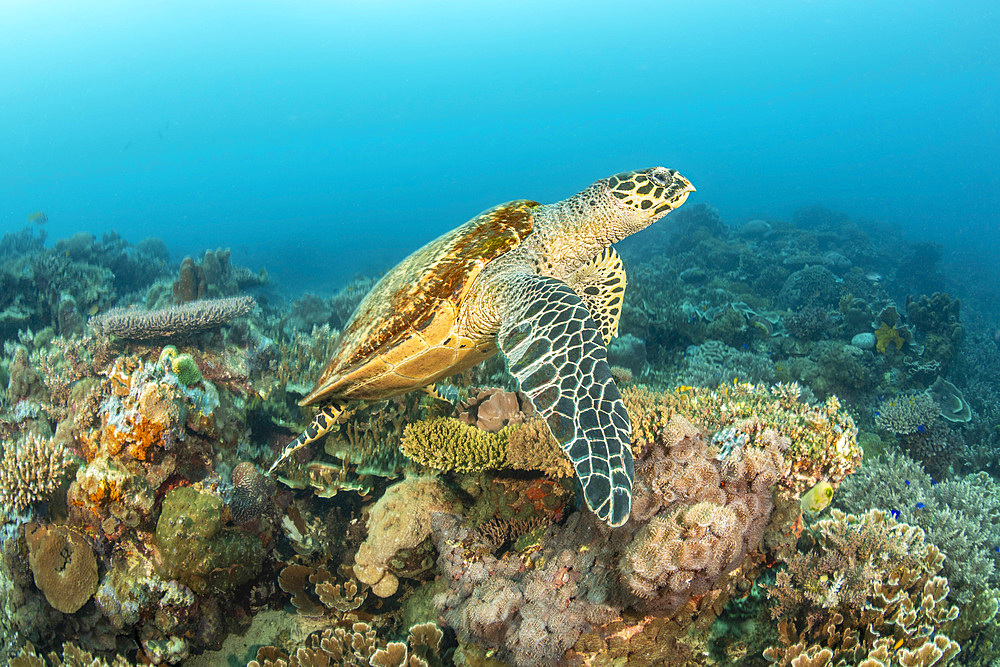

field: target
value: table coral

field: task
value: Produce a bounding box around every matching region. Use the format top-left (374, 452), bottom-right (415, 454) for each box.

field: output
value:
top-left (24, 523), bottom-right (99, 614)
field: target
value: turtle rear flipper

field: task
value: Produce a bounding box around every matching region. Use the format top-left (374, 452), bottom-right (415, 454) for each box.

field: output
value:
top-left (498, 275), bottom-right (633, 527)
top-left (267, 400), bottom-right (351, 474)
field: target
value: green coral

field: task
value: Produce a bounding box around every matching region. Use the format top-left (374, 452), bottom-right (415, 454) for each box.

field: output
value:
top-left (153, 486), bottom-right (262, 594)
top-left (169, 353), bottom-right (202, 386)
top-left (401, 417), bottom-right (512, 473)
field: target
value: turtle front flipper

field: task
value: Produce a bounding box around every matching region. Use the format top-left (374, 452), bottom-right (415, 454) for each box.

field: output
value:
top-left (566, 246), bottom-right (627, 344)
top-left (497, 275), bottom-right (633, 527)
top-left (267, 400), bottom-right (350, 475)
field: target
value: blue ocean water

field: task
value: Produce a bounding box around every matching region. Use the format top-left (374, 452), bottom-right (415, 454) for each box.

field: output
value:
top-left (2, 0), bottom-right (997, 293)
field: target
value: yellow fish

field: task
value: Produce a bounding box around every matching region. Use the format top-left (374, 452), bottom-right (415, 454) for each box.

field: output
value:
top-left (28, 211), bottom-right (48, 225)
top-left (801, 481), bottom-right (834, 514)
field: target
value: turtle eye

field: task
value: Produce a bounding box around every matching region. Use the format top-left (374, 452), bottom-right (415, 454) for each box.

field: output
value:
top-left (648, 170), bottom-right (670, 187)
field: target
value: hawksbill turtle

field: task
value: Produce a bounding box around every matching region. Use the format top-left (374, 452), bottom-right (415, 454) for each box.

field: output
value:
top-left (269, 167), bottom-right (694, 526)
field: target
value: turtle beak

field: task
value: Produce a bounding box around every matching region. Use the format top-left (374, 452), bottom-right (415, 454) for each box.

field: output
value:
top-left (664, 170), bottom-right (695, 210)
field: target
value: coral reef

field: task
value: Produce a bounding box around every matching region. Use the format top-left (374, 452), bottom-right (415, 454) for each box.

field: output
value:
top-left (834, 451), bottom-right (1000, 606)
top-left (763, 509), bottom-right (960, 666)
top-left (431, 415), bottom-right (788, 666)
top-left (620, 383), bottom-right (860, 492)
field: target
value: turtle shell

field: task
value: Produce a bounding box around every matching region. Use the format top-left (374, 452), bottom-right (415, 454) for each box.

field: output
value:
top-left (300, 200), bottom-right (538, 406)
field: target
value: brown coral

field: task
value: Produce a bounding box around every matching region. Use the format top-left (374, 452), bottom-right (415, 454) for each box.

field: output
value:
top-left (25, 523), bottom-right (99, 613)
top-left (90, 295), bottom-right (255, 340)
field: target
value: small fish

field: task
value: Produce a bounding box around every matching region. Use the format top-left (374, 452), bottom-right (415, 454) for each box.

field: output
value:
top-left (28, 211), bottom-right (48, 225)
top-left (800, 481), bottom-right (834, 514)
top-left (891, 509), bottom-right (900, 519)
top-left (916, 502), bottom-right (926, 509)
top-left (905, 480), bottom-right (910, 486)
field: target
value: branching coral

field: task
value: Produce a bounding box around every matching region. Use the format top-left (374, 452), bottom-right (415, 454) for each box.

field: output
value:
top-left (400, 415), bottom-right (571, 478)
top-left (835, 451), bottom-right (1000, 606)
top-left (875, 392), bottom-right (940, 435)
top-left (400, 417), bottom-right (510, 473)
top-left (763, 509), bottom-right (960, 666)
top-left (0, 432), bottom-right (74, 513)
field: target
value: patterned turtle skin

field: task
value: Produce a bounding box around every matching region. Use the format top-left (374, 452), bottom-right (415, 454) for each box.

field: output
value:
top-left (269, 167), bottom-right (695, 527)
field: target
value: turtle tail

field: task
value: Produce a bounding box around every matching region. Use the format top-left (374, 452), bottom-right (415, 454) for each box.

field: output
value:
top-left (267, 400), bottom-right (350, 475)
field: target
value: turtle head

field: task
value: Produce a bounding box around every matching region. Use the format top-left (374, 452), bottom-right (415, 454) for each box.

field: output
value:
top-left (604, 167), bottom-right (695, 224)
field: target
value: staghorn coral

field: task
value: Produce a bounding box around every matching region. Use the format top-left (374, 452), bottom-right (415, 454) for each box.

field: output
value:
top-left (0, 432), bottom-right (74, 513)
top-left (763, 509), bottom-right (960, 666)
top-left (354, 476), bottom-right (460, 598)
top-left (89, 295), bottom-right (254, 341)
top-left (24, 523), bottom-right (99, 614)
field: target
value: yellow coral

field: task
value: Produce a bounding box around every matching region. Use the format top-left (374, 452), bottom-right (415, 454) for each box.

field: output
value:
top-left (401, 417), bottom-right (511, 473)
top-left (875, 322), bottom-right (905, 353)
